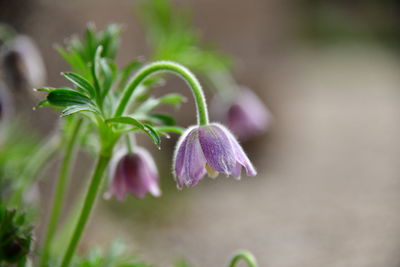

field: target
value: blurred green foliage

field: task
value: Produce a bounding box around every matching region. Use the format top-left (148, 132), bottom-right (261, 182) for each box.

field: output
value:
top-left (301, 0), bottom-right (400, 49)
top-left (139, 0), bottom-right (231, 73)
top-left (0, 206), bottom-right (33, 265)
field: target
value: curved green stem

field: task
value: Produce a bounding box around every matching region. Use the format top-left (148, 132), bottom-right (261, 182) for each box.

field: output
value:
top-left (228, 251), bottom-right (258, 267)
top-left (60, 152), bottom-right (112, 267)
top-left (114, 60), bottom-right (209, 125)
top-left (39, 118), bottom-right (83, 267)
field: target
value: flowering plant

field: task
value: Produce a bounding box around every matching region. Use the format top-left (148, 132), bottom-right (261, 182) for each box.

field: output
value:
top-left (0, 1), bottom-right (268, 266)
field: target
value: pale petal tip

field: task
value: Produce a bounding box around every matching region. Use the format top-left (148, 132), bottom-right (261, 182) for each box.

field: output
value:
top-left (149, 183), bottom-right (162, 197)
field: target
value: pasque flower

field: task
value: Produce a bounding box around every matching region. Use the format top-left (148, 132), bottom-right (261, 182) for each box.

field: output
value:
top-left (108, 147), bottom-right (161, 201)
top-left (173, 123), bottom-right (257, 188)
top-left (213, 88), bottom-right (272, 141)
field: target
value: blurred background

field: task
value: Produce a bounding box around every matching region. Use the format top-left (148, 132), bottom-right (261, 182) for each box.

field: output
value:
top-left (2, 0), bottom-right (400, 266)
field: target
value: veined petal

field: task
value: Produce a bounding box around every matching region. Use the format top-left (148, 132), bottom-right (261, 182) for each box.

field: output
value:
top-left (173, 126), bottom-right (195, 188)
top-left (182, 129), bottom-right (207, 187)
top-left (218, 123), bottom-right (257, 176)
top-left (198, 124), bottom-right (236, 175)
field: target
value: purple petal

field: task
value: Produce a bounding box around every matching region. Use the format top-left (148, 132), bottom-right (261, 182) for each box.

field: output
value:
top-left (111, 159), bottom-right (129, 201)
top-left (181, 129), bottom-right (207, 187)
top-left (122, 151), bottom-right (159, 199)
top-left (227, 88), bottom-right (272, 140)
top-left (231, 162), bottom-right (242, 179)
top-left (109, 147), bottom-right (161, 200)
top-left (136, 148), bottom-right (161, 197)
top-left (218, 123), bottom-right (257, 176)
top-left (173, 128), bottom-right (191, 188)
top-left (198, 124), bottom-right (236, 175)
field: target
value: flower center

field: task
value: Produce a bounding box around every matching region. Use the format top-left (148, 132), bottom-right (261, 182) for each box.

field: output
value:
top-left (205, 163), bottom-right (219, 179)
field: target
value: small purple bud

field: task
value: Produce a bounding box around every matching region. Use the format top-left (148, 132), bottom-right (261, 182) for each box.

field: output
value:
top-left (213, 88), bottom-right (272, 141)
top-left (107, 147), bottom-right (161, 201)
top-left (2, 35), bottom-right (46, 89)
top-left (173, 123), bottom-right (257, 189)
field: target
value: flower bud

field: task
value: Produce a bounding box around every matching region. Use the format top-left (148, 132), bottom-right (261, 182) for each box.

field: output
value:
top-left (107, 147), bottom-right (161, 201)
top-left (173, 123), bottom-right (256, 189)
top-left (213, 88), bottom-right (272, 141)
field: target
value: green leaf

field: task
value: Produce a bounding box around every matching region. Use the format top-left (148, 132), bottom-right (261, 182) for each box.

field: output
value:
top-left (37, 87), bottom-right (73, 92)
top-left (55, 45), bottom-right (89, 77)
top-left (158, 93), bottom-right (186, 107)
top-left (100, 58), bottom-right (116, 99)
top-left (118, 60), bottom-right (143, 90)
top-left (36, 99), bottom-right (50, 107)
top-left (98, 24), bottom-right (121, 59)
top-left (106, 117), bottom-right (161, 148)
top-left (61, 105), bottom-right (96, 117)
top-left (136, 93), bottom-right (186, 113)
top-left (62, 72), bottom-right (96, 98)
top-left (85, 24), bottom-right (97, 61)
top-left (91, 45), bottom-right (103, 99)
top-left (148, 113), bottom-right (176, 126)
top-left (155, 126), bottom-right (185, 135)
top-left (47, 89), bottom-right (92, 107)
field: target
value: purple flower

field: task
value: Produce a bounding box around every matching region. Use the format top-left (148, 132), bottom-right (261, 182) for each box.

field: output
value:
top-left (213, 88), bottom-right (272, 141)
top-left (107, 147), bottom-right (161, 201)
top-left (2, 35), bottom-right (46, 89)
top-left (173, 123), bottom-right (257, 189)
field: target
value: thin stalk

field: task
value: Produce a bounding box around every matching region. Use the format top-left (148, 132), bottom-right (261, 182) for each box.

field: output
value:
top-left (114, 60), bottom-right (209, 125)
top-left (228, 251), bottom-right (257, 267)
top-left (39, 118), bottom-right (83, 267)
top-left (60, 152), bottom-right (112, 267)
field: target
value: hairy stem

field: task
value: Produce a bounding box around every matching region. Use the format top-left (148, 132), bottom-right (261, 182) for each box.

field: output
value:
top-left (39, 118), bottom-right (83, 267)
top-left (60, 152), bottom-right (112, 267)
top-left (228, 251), bottom-right (258, 267)
top-left (114, 60), bottom-right (209, 125)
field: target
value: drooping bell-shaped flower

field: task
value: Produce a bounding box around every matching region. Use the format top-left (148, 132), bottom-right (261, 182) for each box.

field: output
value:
top-left (173, 123), bottom-right (257, 189)
top-left (213, 88), bottom-right (272, 141)
top-left (107, 147), bottom-right (161, 201)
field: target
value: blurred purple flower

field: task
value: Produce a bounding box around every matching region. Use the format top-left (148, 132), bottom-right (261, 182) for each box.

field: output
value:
top-left (214, 88), bottom-right (272, 141)
top-left (0, 82), bottom-right (12, 121)
top-left (2, 35), bottom-right (46, 89)
top-left (173, 123), bottom-right (257, 189)
top-left (107, 147), bottom-right (161, 201)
